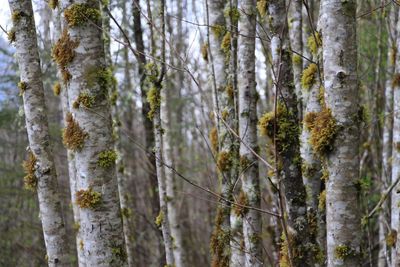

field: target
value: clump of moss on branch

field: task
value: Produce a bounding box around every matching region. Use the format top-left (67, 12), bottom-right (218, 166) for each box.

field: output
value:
top-left (221, 32), bottom-right (231, 57)
top-left (52, 82), bottom-right (61, 96)
top-left (7, 28), bottom-right (16, 43)
top-left (76, 187), bottom-right (101, 209)
top-left (233, 190), bottom-right (248, 216)
top-left (301, 63), bottom-right (318, 90)
top-left (217, 151), bottom-right (232, 172)
top-left (318, 190), bottom-right (326, 211)
top-left (256, 0), bottom-right (268, 17)
top-left (224, 7), bottom-right (240, 24)
top-left (97, 150), bottom-right (117, 168)
top-left (11, 11), bottom-right (23, 23)
top-left (64, 3), bottom-right (101, 27)
top-left (304, 108), bottom-right (338, 155)
top-left (52, 29), bottom-right (79, 83)
top-left (84, 66), bottom-right (116, 94)
top-left (334, 245), bottom-right (353, 260)
top-left (211, 24), bottom-right (226, 39)
top-left (210, 207), bottom-right (230, 267)
top-left (23, 151), bottom-right (37, 191)
top-left (48, 0), bottom-right (58, 9)
top-left (146, 86), bottom-right (161, 120)
top-left (307, 31), bottom-right (322, 55)
top-left (155, 211), bottom-right (164, 228)
top-left (73, 92), bottom-right (95, 108)
top-left (18, 81), bottom-right (27, 95)
top-left (210, 127), bottom-right (218, 153)
top-left (62, 112), bottom-right (88, 151)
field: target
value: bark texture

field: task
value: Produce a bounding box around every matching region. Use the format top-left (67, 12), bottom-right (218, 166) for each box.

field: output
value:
top-left (9, 0), bottom-right (69, 265)
top-left (320, 0), bottom-right (361, 266)
top-left (237, 0), bottom-right (262, 266)
top-left (59, 0), bottom-right (126, 265)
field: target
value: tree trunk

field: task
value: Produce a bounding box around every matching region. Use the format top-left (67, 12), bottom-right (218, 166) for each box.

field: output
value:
top-left (320, 0), bottom-right (361, 266)
top-left (237, 0), bottom-right (262, 266)
top-left (58, 0), bottom-right (127, 265)
top-left (265, 0), bottom-right (313, 265)
top-left (8, 0), bottom-right (69, 265)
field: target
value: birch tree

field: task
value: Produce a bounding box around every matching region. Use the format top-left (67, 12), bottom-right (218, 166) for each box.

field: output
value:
top-left (55, 0), bottom-right (126, 265)
top-left (320, 0), bottom-right (361, 266)
top-left (8, 0), bottom-right (69, 265)
top-left (237, 0), bottom-right (262, 265)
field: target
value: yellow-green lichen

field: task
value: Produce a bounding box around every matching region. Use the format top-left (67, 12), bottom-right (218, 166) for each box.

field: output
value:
top-left (52, 82), bottom-right (61, 96)
top-left (155, 211), bottom-right (164, 227)
top-left (211, 24), bottom-right (226, 38)
top-left (7, 28), bottom-right (16, 43)
top-left (22, 151), bottom-right (37, 191)
top-left (79, 240), bottom-right (84, 251)
top-left (210, 207), bottom-right (230, 267)
top-left (210, 127), bottom-right (218, 153)
top-left (292, 54), bottom-right (302, 65)
top-left (97, 149), bottom-right (117, 168)
top-left (147, 86), bottom-right (161, 120)
top-left (301, 63), bottom-right (318, 90)
top-left (121, 207), bottom-right (132, 218)
top-left (257, 0), bottom-right (268, 17)
top-left (64, 3), bottom-right (101, 27)
top-left (303, 108), bottom-right (338, 155)
top-left (307, 32), bottom-right (322, 55)
top-left (111, 245), bottom-right (127, 262)
top-left (84, 66), bottom-right (116, 93)
top-left (279, 233), bottom-right (290, 267)
top-left (76, 187), bottom-right (101, 209)
top-left (221, 32), bottom-right (231, 57)
top-left (52, 29), bottom-right (79, 83)
top-left (62, 112), bottom-right (88, 151)
top-left (225, 83), bottom-right (234, 99)
top-left (386, 230), bottom-right (397, 247)
top-left (110, 90), bottom-right (118, 106)
top-left (73, 222), bottom-right (80, 232)
top-left (224, 7), bottom-right (240, 24)
top-left (48, 0), bottom-right (58, 9)
top-left (334, 245), bottom-right (352, 260)
top-left (240, 155), bottom-right (251, 170)
top-left (318, 190), bottom-right (326, 211)
top-left (217, 151), bottom-right (232, 172)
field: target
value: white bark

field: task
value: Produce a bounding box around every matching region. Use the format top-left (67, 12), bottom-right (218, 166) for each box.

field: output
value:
top-left (320, 0), bottom-right (361, 266)
top-left (8, 0), bottom-right (69, 265)
top-left (59, 0), bottom-right (127, 265)
top-left (238, 0), bottom-right (262, 266)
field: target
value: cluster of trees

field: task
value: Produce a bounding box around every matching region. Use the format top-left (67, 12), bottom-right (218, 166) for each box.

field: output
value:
top-left (1, 0), bottom-right (400, 266)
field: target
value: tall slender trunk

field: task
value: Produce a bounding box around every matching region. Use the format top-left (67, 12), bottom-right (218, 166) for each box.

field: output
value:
top-left (320, 0), bottom-right (361, 266)
top-left (381, 5), bottom-right (398, 267)
top-left (8, 0), bottom-right (69, 265)
top-left (237, 0), bottom-right (262, 266)
top-left (57, 0), bottom-right (126, 265)
top-left (264, 0), bottom-right (313, 265)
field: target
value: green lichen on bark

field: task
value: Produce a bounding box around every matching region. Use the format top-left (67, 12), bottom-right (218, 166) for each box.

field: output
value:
top-left (224, 7), bottom-right (240, 23)
top-left (210, 207), bottom-right (230, 267)
top-left (233, 190), bottom-right (248, 216)
top-left (76, 187), bottom-right (102, 209)
top-left (211, 24), bottom-right (226, 39)
top-left (111, 244), bottom-right (127, 263)
top-left (7, 28), bottom-right (16, 43)
top-left (18, 81), bottom-right (27, 95)
top-left (52, 82), bottom-right (61, 96)
top-left (146, 86), bottom-right (161, 120)
top-left (392, 73), bottom-right (400, 88)
top-left (97, 149), bottom-right (117, 168)
top-left (11, 11), bottom-right (23, 23)
top-left (155, 211), bottom-right (164, 228)
top-left (301, 63), bottom-right (318, 90)
top-left (73, 92), bottom-right (95, 108)
top-left (22, 151), bottom-right (37, 191)
top-left (318, 190), bottom-right (326, 211)
top-left (217, 151), bottom-right (232, 172)
top-left (221, 32), bottom-right (231, 57)
top-left (307, 32), bottom-right (322, 55)
top-left (64, 3), bottom-right (101, 27)
top-left (334, 245), bottom-right (352, 260)
top-left (257, 0), bottom-right (268, 17)
top-left (48, 0), bottom-right (58, 9)
top-left (292, 54), bottom-right (302, 65)
top-left (386, 230), bottom-right (397, 247)
top-left (210, 127), bottom-right (218, 153)
top-left (304, 108), bottom-right (338, 155)
top-left (84, 66), bottom-right (116, 94)
top-left (62, 112), bottom-right (88, 151)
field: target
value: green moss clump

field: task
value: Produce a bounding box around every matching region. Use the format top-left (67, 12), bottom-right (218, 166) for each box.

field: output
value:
top-left (211, 24), bottom-right (226, 38)
top-left (22, 151), bottom-right (37, 191)
top-left (97, 149), bottom-right (117, 168)
top-left (258, 103), bottom-right (299, 153)
top-left (7, 28), bottom-right (16, 43)
top-left (240, 155), bottom-right (251, 170)
top-left (334, 245), bottom-right (352, 260)
top-left (392, 73), bottom-right (400, 88)
top-left (386, 230), bottom-right (397, 247)
top-left (217, 151), bottom-right (232, 172)
top-left (11, 11), bottom-right (23, 23)
top-left (146, 86), bottom-right (161, 120)
top-left (257, 0), bottom-right (268, 17)
top-left (304, 108), bottom-right (338, 155)
top-left (53, 82), bottom-right (61, 96)
top-left (76, 187), bottom-right (101, 209)
top-left (111, 245), bottom-right (127, 262)
top-left (301, 63), bottom-right (318, 90)
top-left (64, 3), bottom-right (101, 27)
top-left (84, 66), bottom-right (116, 93)
top-left (279, 233), bottom-right (290, 267)
top-left (318, 190), bottom-right (326, 211)
top-left (302, 163), bottom-right (318, 178)
top-left (234, 190), bottom-right (248, 216)
top-left (155, 211), bottom-right (164, 227)
top-left (52, 29), bottom-right (79, 83)
top-left (210, 127), bottom-right (218, 153)
top-left (73, 222), bottom-right (80, 232)
top-left (221, 109), bottom-right (229, 120)
top-left (110, 90), bottom-right (118, 106)
top-left (121, 207), bottom-right (132, 218)
top-left (18, 81), bottom-right (27, 95)
top-left (48, 0), bottom-right (58, 9)
top-left (225, 84), bottom-right (234, 100)
top-left (307, 31), bottom-right (322, 55)
top-left (74, 92), bottom-right (95, 108)
top-left (62, 112), bottom-right (88, 151)
top-left (210, 207), bottom-right (230, 267)
top-left (292, 54), bottom-right (302, 65)
top-left (221, 32), bottom-right (231, 57)
top-left (225, 7), bottom-right (240, 23)
top-left (201, 43), bottom-right (208, 62)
